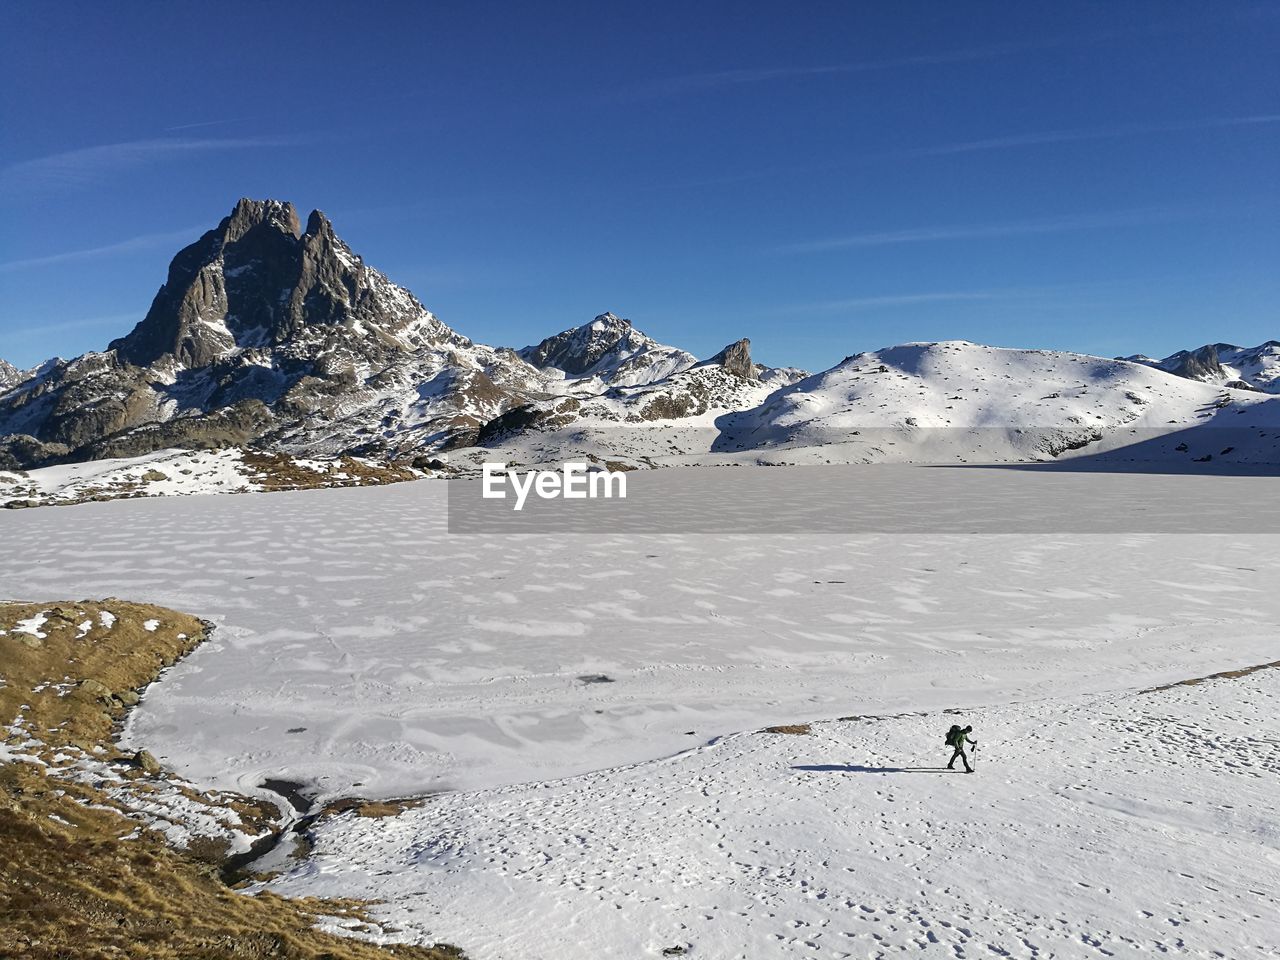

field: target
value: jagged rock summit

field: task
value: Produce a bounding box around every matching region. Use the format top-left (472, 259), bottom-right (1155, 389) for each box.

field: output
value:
top-left (702, 338), bottom-right (757, 380)
top-left (109, 198), bottom-right (447, 369)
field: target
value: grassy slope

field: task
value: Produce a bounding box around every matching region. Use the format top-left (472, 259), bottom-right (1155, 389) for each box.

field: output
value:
top-left (0, 599), bottom-right (461, 960)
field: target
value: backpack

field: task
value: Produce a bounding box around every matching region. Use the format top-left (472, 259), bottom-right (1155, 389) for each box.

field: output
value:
top-left (945, 725), bottom-right (963, 747)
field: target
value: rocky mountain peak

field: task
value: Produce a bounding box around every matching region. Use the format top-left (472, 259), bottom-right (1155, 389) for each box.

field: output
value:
top-left (225, 198), bottom-right (301, 242)
top-left (305, 208), bottom-right (335, 239)
top-left (106, 198), bottom-right (436, 369)
top-left (1166, 344), bottom-right (1225, 381)
top-left (0, 359), bottom-right (21, 392)
top-left (0, 197), bottom-right (550, 470)
top-left (704, 339), bottom-right (757, 380)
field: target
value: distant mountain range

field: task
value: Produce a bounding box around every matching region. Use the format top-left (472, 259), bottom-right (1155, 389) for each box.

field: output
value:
top-left (1121, 342), bottom-right (1280, 394)
top-left (1, 198), bottom-right (1277, 472)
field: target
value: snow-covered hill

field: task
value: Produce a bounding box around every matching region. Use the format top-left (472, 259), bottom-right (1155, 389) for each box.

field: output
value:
top-left (713, 340), bottom-right (1280, 465)
top-left (271, 667), bottom-right (1280, 959)
top-left (1125, 340), bottom-right (1280, 393)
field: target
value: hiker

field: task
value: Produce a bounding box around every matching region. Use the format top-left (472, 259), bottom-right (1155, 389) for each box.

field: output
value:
top-left (945, 724), bottom-right (977, 773)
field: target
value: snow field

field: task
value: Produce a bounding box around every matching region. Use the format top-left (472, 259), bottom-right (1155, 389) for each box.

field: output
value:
top-left (2, 468), bottom-right (1278, 957)
top-left (270, 668), bottom-right (1280, 959)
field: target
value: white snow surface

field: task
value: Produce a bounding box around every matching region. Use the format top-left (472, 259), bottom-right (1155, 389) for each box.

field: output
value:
top-left (2, 470), bottom-right (1279, 956)
top-left (270, 668), bottom-right (1280, 959)
top-left (1, 472), bottom-right (1277, 801)
top-left (0, 448), bottom-right (254, 506)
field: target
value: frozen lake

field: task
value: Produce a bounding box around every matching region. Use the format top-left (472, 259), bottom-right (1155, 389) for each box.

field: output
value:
top-left (2, 465), bottom-right (1278, 800)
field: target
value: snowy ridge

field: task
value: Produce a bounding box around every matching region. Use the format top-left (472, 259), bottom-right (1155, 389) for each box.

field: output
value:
top-left (463, 339), bottom-right (809, 467)
top-left (1126, 340), bottom-right (1280, 393)
top-left (712, 340), bottom-right (1280, 464)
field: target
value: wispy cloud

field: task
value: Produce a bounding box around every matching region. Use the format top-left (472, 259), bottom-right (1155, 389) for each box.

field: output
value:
top-left (777, 206), bottom-right (1205, 255)
top-left (0, 227), bottom-right (203, 273)
top-left (620, 40), bottom-right (1046, 100)
top-left (899, 114), bottom-right (1280, 158)
top-left (644, 114), bottom-right (1280, 194)
top-left (163, 118), bottom-right (247, 132)
top-left (0, 136), bottom-right (291, 196)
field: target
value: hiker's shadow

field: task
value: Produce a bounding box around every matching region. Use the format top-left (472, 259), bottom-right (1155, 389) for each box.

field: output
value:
top-left (793, 764), bottom-right (957, 774)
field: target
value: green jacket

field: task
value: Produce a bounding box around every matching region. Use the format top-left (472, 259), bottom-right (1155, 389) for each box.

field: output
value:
top-left (947, 728), bottom-right (975, 748)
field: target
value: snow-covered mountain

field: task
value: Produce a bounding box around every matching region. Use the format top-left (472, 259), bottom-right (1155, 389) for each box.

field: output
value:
top-left (0, 199), bottom-right (547, 467)
top-left (712, 341), bottom-right (1280, 464)
top-left (519, 312), bottom-right (696, 389)
top-left (3, 197), bottom-right (1277, 474)
top-left (1123, 341), bottom-right (1280, 394)
top-left (0, 199), bottom-right (790, 472)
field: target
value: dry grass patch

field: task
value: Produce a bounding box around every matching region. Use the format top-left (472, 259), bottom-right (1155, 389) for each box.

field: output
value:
top-left (241, 452), bottom-right (417, 492)
top-left (1140, 659), bottom-right (1280, 694)
top-left (320, 797), bottom-right (428, 821)
top-left (0, 600), bottom-right (208, 755)
top-left (0, 599), bottom-right (462, 960)
top-left (762, 724), bottom-right (811, 735)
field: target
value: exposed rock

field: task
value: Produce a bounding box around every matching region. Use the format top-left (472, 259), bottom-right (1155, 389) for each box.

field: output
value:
top-left (0, 434), bottom-right (72, 471)
top-left (1164, 345), bottom-right (1225, 382)
top-left (411, 455), bottom-right (449, 471)
top-left (77, 678), bottom-right (113, 701)
top-left (117, 690), bottom-right (141, 707)
top-left (476, 398), bottom-right (582, 446)
top-left (704, 339), bottom-right (757, 380)
top-left (133, 749), bottom-right (162, 774)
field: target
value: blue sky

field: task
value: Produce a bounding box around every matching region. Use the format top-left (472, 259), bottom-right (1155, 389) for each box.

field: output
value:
top-left (1, 1), bottom-right (1276, 371)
